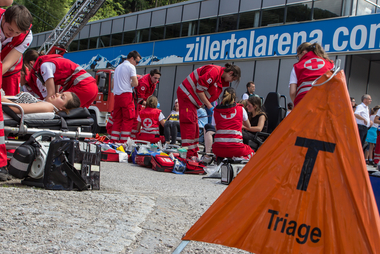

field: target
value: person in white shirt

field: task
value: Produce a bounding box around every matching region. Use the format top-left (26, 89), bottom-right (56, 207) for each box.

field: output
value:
top-left (354, 94), bottom-right (372, 147)
top-left (110, 50), bottom-right (141, 142)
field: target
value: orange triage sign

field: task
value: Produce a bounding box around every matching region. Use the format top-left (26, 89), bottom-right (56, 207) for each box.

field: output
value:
top-left (183, 70), bottom-right (380, 254)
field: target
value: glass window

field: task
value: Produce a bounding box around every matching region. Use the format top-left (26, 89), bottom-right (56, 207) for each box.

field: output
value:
top-left (99, 35), bottom-right (111, 48)
top-left (123, 31), bottom-right (136, 44)
top-left (239, 11), bottom-right (260, 30)
top-left (356, 0), bottom-right (376, 15)
top-left (286, 3), bottom-right (312, 23)
top-left (218, 14), bottom-right (238, 32)
top-left (78, 39), bottom-right (88, 51)
top-left (199, 17), bottom-right (217, 35)
top-left (182, 21), bottom-right (198, 37)
top-left (150, 26), bottom-right (165, 41)
top-left (68, 40), bottom-right (78, 52)
top-left (111, 33), bottom-right (123, 46)
top-left (261, 7), bottom-right (285, 26)
top-left (165, 23), bottom-right (181, 39)
top-left (136, 29), bottom-right (149, 42)
top-left (313, 0), bottom-right (342, 20)
top-left (89, 37), bottom-right (97, 49)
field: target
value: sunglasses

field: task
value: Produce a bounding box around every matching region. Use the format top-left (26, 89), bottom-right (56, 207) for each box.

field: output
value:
top-left (135, 58), bottom-right (140, 64)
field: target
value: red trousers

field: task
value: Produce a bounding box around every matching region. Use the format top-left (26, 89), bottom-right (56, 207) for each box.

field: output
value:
top-left (65, 79), bottom-right (98, 108)
top-left (131, 104), bottom-right (144, 139)
top-left (177, 89), bottom-right (199, 158)
top-left (2, 72), bottom-right (20, 96)
top-left (212, 142), bottom-right (254, 159)
top-left (111, 93), bottom-right (135, 142)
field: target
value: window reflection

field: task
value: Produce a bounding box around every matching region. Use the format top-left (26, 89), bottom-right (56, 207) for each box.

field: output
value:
top-left (123, 31), bottom-right (136, 44)
top-left (99, 35), bottom-right (111, 48)
top-left (165, 23), bottom-right (181, 39)
top-left (89, 37), bottom-right (97, 49)
top-left (111, 33), bottom-right (123, 46)
top-left (137, 29), bottom-right (149, 42)
top-left (68, 40), bottom-right (78, 52)
top-left (286, 3), bottom-right (312, 23)
top-left (150, 26), bottom-right (165, 41)
top-left (218, 14), bottom-right (238, 32)
top-left (239, 11), bottom-right (260, 30)
top-left (261, 7), bottom-right (285, 26)
top-left (356, 0), bottom-right (376, 15)
top-left (182, 21), bottom-right (198, 37)
top-left (199, 17), bottom-right (217, 35)
top-left (79, 38), bottom-right (88, 50)
top-left (313, 0), bottom-right (342, 20)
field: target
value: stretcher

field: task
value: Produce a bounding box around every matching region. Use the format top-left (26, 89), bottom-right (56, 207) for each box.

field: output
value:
top-left (2, 103), bottom-right (95, 151)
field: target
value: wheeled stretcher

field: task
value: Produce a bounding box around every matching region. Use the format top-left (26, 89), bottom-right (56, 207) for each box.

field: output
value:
top-left (2, 102), bottom-right (95, 149)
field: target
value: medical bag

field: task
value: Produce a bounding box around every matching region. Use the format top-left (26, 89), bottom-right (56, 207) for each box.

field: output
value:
top-left (220, 163), bottom-right (245, 185)
top-left (43, 139), bottom-right (100, 190)
top-left (151, 155), bottom-right (174, 172)
top-left (9, 131), bottom-right (56, 179)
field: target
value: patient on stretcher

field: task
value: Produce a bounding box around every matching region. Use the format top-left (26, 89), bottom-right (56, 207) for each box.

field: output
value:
top-left (2, 91), bottom-right (80, 114)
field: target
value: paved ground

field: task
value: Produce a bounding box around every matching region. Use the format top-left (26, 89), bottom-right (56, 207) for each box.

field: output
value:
top-left (0, 161), bottom-right (377, 253)
top-left (0, 161), bottom-right (249, 253)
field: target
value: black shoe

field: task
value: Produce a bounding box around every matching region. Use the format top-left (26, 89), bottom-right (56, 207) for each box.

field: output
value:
top-left (369, 160), bottom-right (375, 165)
top-left (0, 167), bottom-right (9, 181)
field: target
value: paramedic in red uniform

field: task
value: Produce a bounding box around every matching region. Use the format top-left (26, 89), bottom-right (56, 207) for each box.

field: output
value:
top-left (177, 63), bottom-right (241, 158)
top-left (0, 0), bottom-right (23, 181)
top-left (1, 5), bottom-right (33, 96)
top-left (23, 49), bottom-right (97, 108)
top-left (131, 69), bottom-right (161, 139)
top-left (289, 42), bottom-right (334, 106)
top-left (212, 87), bottom-right (254, 159)
top-left (136, 95), bottom-right (165, 143)
top-left (110, 50), bottom-right (141, 142)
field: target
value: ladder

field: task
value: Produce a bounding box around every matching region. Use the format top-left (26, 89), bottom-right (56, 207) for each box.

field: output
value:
top-left (38, 0), bottom-right (106, 55)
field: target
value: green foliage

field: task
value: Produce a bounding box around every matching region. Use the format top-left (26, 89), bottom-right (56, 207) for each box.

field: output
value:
top-left (17, 0), bottom-right (69, 33)
top-left (16, 0), bottom-right (188, 33)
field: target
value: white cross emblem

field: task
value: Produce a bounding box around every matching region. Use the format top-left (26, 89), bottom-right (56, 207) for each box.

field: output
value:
top-left (304, 58), bottom-right (325, 71)
top-left (143, 118), bottom-right (153, 128)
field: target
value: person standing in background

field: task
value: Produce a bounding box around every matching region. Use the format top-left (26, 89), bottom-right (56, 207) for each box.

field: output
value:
top-left (110, 50), bottom-right (141, 142)
top-left (354, 94), bottom-right (372, 147)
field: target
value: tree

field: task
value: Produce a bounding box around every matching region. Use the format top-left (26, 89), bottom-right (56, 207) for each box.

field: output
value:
top-left (18, 0), bottom-right (69, 33)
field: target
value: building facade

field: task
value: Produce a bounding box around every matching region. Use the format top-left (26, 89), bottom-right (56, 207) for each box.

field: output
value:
top-left (31, 0), bottom-right (380, 116)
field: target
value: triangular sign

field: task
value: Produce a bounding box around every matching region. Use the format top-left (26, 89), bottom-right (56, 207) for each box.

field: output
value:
top-left (182, 70), bottom-right (380, 253)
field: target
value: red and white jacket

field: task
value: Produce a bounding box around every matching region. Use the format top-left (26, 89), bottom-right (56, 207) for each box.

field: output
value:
top-left (293, 51), bottom-right (334, 105)
top-left (135, 74), bottom-right (158, 104)
top-left (0, 8), bottom-right (32, 78)
top-left (139, 107), bottom-right (161, 135)
top-left (178, 65), bottom-right (229, 107)
top-left (26, 54), bottom-right (93, 97)
top-left (213, 103), bottom-right (243, 145)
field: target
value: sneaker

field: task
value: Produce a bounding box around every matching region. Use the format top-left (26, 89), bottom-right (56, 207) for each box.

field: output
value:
top-left (202, 155), bottom-right (213, 165)
top-left (0, 167), bottom-right (9, 181)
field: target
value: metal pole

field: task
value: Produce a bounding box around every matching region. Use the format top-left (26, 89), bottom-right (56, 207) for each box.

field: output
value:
top-left (172, 240), bottom-right (190, 254)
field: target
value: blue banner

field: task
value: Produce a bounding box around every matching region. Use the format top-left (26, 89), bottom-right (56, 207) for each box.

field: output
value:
top-left (65, 13), bottom-right (380, 68)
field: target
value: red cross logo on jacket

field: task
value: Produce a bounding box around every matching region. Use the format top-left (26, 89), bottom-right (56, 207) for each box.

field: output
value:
top-left (143, 118), bottom-right (153, 128)
top-left (304, 58), bottom-right (325, 71)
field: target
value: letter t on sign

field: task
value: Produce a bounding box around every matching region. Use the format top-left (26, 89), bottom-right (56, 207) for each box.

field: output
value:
top-left (295, 137), bottom-right (336, 191)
